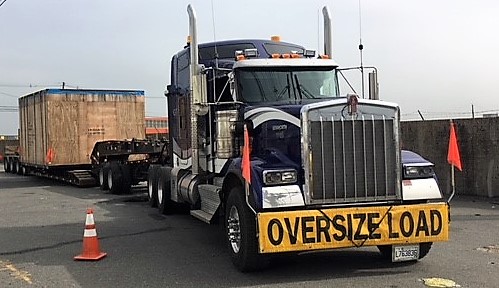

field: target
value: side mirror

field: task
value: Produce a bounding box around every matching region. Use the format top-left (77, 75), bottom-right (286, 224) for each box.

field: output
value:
top-left (164, 85), bottom-right (173, 97)
top-left (233, 119), bottom-right (254, 137)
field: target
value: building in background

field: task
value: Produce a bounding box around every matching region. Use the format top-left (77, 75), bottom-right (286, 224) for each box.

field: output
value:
top-left (145, 117), bottom-right (168, 140)
top-left (0, 137), bottom-right (19, 162)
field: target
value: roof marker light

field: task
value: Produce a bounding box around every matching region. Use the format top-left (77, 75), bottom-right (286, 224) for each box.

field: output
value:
top-left (235, 50), bottom-right (245, 60)
top-left (304, 50), bottom-right (316, 58)
top-left (271, 35), bottom-right (281, 42)
top-left (243, 48), bottom-right (258, 58)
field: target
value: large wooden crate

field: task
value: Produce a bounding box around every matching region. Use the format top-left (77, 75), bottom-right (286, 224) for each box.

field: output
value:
top-left (19, 89), bottom-right (145, 167)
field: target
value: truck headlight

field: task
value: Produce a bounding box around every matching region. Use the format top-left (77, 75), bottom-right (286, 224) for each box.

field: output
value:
top-left (263, 169), bottom-right (297, 185)
top-left (403, 165), bottom-right (434, 179)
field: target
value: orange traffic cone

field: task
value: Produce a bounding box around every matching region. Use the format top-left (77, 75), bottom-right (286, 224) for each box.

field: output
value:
top-left (74, 208), bottom-right (107, 261)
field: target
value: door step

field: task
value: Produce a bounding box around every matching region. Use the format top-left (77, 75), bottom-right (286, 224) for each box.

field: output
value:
top-left (190, 184), bottom-right (221, 224)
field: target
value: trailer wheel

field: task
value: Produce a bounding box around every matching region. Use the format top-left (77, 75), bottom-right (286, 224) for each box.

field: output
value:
top-left (6, 158), bottom-right (12, 173)
top-left (4, 158), bottom-right (10, 173)
top-left (157, 166), bottom-right (175, 215)
top-left (21, 165), bottom-right (29, 175)
top-left (11, 158), bottom-right (18, 174)
top-left (99, 163), bottom-right (110, 190)
top-left (108, 162), bottom-right (123, 194)
top-left (377, 242), bottom-right (433, 261)
top-left (225, 186), bottom-right (268, 272)
top-left (147, 165), bottom-right (160, 207)
top-left (120, 164), bottom-right (132, 194)
top-left (16, 161), bottom-right (23, 175)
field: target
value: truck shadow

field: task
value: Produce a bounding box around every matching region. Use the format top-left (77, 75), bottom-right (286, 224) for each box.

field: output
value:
top-left (0, 173), bottom-right (59, 189)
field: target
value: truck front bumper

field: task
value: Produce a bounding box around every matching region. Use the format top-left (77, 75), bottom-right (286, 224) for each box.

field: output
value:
top-left (257, 202), bottom-right (449, 253)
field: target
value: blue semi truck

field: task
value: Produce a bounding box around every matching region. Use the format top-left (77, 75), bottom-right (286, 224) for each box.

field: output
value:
top-left (146, 5), bottom-right (449, 271)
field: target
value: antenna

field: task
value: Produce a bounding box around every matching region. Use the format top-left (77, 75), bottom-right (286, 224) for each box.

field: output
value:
top-left (358, 0), bottom-right (365, 98)
top-left (211, 0), bottom-right (219, 67)
top-left (317, 8), bottom-right (320, 53)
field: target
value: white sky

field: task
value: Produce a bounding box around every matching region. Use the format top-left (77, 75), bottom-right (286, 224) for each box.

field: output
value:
top-left (1, 0), bottom-right (498, 135)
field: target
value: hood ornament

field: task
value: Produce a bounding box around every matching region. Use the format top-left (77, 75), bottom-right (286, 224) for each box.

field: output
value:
top-left (347, 94), bottom-right (359, 116)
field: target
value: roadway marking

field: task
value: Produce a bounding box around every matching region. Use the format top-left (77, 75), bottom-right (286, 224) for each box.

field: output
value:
top-left (421, 277), bottom-right (460, 287)
top-left (0, 258), bottom-right (33, 284)
top-left (476, 245), bottom-right (499, 254)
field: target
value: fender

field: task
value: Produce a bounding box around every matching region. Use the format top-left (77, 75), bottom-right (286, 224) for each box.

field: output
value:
top-left (225, 158), bottom-right (263, 211)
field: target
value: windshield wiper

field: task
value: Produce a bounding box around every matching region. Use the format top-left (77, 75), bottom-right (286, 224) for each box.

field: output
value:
top-left (294, 74), bottom-right (303, 100)
top-left (294, 74), bottom-right (314, 99)
top-left (287, 74), bottom-right (293, 100)
top-left (276, 74), bottom-right (292, 101)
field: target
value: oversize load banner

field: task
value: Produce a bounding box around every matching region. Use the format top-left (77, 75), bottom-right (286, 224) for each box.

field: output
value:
top-left (257, 203), bottom-right (449, 253)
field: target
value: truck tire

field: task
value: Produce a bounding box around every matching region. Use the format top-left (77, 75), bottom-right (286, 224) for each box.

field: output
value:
top-left (16, 161), bottom-right (23, 175)
top-left (225, 186), bottom-right (268, 272)
top-left (21, 165), bottom-right (29, 176)
top-left (11, 158), bottom-right (18, 174)
top-left (99, 163), bottom-right (110, 190)
top-left (6, 158), bottom-right (12, 173)
top-left (377, 242), bottom-right (433, 261)
top-left (108, 162), bottom-right (123, 194)
top-left (120, 164), bottom-right (132, 194)
top-left (4, 158), bottom-right (10, 173)
top-left (157, 166), bottom-right (175, 215)
top-left (147, 165), bottom-right (160, 207)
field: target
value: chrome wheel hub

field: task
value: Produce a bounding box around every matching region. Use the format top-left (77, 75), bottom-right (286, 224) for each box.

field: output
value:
top-left (227, 206), bottom-right (241, 253)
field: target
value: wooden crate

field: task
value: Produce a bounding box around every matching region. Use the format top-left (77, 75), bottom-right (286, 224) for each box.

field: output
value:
top-left (19, 89), bottom-right (145, 166)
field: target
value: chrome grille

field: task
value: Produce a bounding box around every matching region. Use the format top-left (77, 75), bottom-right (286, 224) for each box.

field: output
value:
top-left (303, 102), bottom-right (401, 204)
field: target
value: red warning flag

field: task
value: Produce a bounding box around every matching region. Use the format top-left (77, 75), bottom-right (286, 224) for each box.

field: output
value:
top-left (447, 122), bottom-right (462, 171)
top-left (242, 125), bottom-right (251, 184)
top-left (46, 148), bottom-right (55, 164)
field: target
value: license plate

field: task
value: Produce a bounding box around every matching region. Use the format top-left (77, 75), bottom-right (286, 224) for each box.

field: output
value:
top-left (392, 245), bottom-right (419, 262)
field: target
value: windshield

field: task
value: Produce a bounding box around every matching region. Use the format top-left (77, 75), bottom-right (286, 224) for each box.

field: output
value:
top-left (235, 67), bottom-right (339, 104)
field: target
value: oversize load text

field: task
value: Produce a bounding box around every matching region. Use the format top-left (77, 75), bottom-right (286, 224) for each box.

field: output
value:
top-left (257, 203), bottom-right (449, 253)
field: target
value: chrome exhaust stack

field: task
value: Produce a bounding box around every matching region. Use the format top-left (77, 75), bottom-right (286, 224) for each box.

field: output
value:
top-left (187, 4), bottom-right (208, 175)
top-left (322, 6), bottom-right (333, 57)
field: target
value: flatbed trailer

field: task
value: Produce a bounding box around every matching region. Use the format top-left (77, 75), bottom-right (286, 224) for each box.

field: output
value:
top-left (91, 138), bottom-right (168, 194)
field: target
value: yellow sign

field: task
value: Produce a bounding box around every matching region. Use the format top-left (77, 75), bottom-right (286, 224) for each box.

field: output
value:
top-left (257, 203), bottom-right (449, 253)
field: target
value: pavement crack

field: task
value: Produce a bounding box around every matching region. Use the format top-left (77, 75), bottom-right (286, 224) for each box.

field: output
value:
top-left (0, 227), bottom-right (171, 256)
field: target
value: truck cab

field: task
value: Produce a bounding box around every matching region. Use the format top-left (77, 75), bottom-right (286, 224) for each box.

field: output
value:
top-left (147, 5), bottom-right (449, 272)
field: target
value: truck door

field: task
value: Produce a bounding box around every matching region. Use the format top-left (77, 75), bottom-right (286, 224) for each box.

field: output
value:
top-left (168, 50), bottom-right (192, 160)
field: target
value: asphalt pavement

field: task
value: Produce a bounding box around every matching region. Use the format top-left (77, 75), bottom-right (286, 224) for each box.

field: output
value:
top-left (0, 167), bottom-right (498, 288)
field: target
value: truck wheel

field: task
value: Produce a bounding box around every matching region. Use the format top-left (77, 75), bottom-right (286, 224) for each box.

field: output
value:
top-left (11, 158), bottom-right (18, 174)
top-left (99, 163), bottom-right (110, 190)
top-left (21, 165), bottom-right (29, 176)
top-left (377, 242), bottom-right (433, 261)
top-left (120, 164), bottom-right (132, 194)
top-left (6, 158), bottom-right (12, 173)
top-left (225, 186), bottom-right (268, 272)
top-left (16, 161), bottom-right (23, 175)
top-left (4, 158), bottom-right (10, 173)
top-left (108, 162), bottom-right (123, 194)
top-left (147, 165), bottom-right (160, 207)
top-left (157, 166), bottom-right (175, 214)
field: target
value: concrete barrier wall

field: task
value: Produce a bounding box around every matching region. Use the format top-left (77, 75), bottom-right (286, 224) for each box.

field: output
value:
top-left (401, 118), bottom-right (499, 197)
